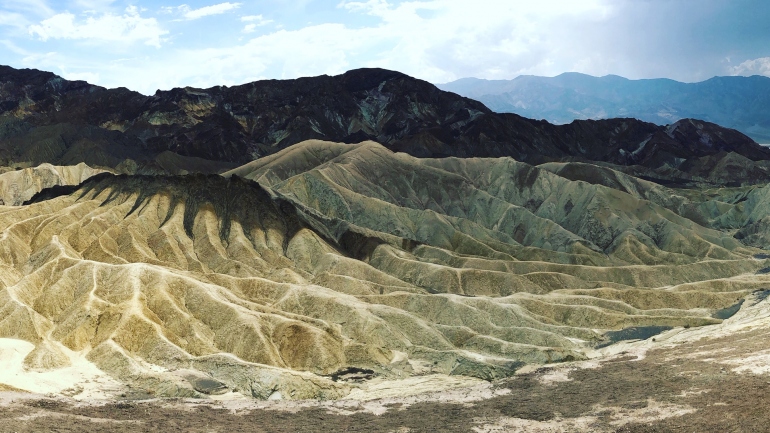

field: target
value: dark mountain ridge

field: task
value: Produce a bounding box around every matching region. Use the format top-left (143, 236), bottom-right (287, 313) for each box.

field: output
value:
top-left (1, 65), bottom-right (769, 184)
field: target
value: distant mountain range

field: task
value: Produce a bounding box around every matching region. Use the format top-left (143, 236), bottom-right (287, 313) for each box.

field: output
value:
top-left (437, 73), bottom-right (770, 143)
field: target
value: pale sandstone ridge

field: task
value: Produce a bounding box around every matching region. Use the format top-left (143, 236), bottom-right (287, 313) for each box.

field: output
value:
top-left (0, 162), bottom-right (106, 206)
top-left (0, 140), bottom-right (767, 399)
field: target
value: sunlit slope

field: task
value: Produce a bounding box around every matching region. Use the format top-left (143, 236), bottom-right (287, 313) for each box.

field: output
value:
top-left (228, 141), bottom-right (753, 266)
top-left (537, 160), bottom-right (770, 249)
top-left (0, 162), bottom-right (106, 205)
top-left (0, 141), bottom-right (766, 399)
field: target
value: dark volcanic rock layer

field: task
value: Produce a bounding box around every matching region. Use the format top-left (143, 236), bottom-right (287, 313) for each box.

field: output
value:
top-left (1, 65), bottom-right (769, 183)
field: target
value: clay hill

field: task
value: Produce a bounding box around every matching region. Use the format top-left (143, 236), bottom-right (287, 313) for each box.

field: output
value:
top-left (0, 139), bottom-right (766, 400)
top-left (0, 65), bottom-right (769, 417)
top-left (2, 65), bottom-right (770, 185)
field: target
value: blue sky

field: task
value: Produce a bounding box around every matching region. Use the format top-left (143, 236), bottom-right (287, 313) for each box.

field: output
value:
top-left (1, 0), bottom-right (769, 94)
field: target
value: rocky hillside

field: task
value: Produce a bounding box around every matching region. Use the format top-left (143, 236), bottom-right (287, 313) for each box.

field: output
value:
top-left (1, 139), bottom-right (768, 400)
top-left (2, 65), bottom-right (770, 184)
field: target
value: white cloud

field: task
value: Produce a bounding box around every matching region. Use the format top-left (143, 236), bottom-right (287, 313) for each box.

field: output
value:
top-left (240, 14), bottom-right (272, 33)
top-left (0, 11), bottom-right (30, 29)
top-left (174, 2), bottom-right (242, 20)
top-left (0, 39), bottom-right (30, 55)
top-left (28, 6), bottom-right (167, 47)
top-left (26, 0), bottom-right (751, 95)
top-left (730, 57), bottom-right (770, 77)
top-left (173, 23), bottom-right (362, 86)
top-left (72, 0), bottom-right (118, 11)
top-left (18, 0), bottom-right (620, 94)
top-left (335, 0), bottom-right (614, 82)
top-left (59, 70), bottom-right (101, 83)
top-left (241, 14), bottom-right (272, 24)
top-left (2, 0), bottom-right (55, 18)
top-left (19, 22), bottom-right (364, 94)
top-left (339, 0), bottom-right (393, 15)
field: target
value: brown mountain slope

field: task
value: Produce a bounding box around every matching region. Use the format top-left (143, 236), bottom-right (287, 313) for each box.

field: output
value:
top-left (1, 65), bottom-right (768, 185)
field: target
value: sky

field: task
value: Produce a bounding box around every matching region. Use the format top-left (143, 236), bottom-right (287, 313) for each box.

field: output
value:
top-left (0, 0), bottom-right (769, 94)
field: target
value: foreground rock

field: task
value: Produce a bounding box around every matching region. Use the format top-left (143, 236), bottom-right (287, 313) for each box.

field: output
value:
top-left (1, 290), bottom-right (770, 431)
